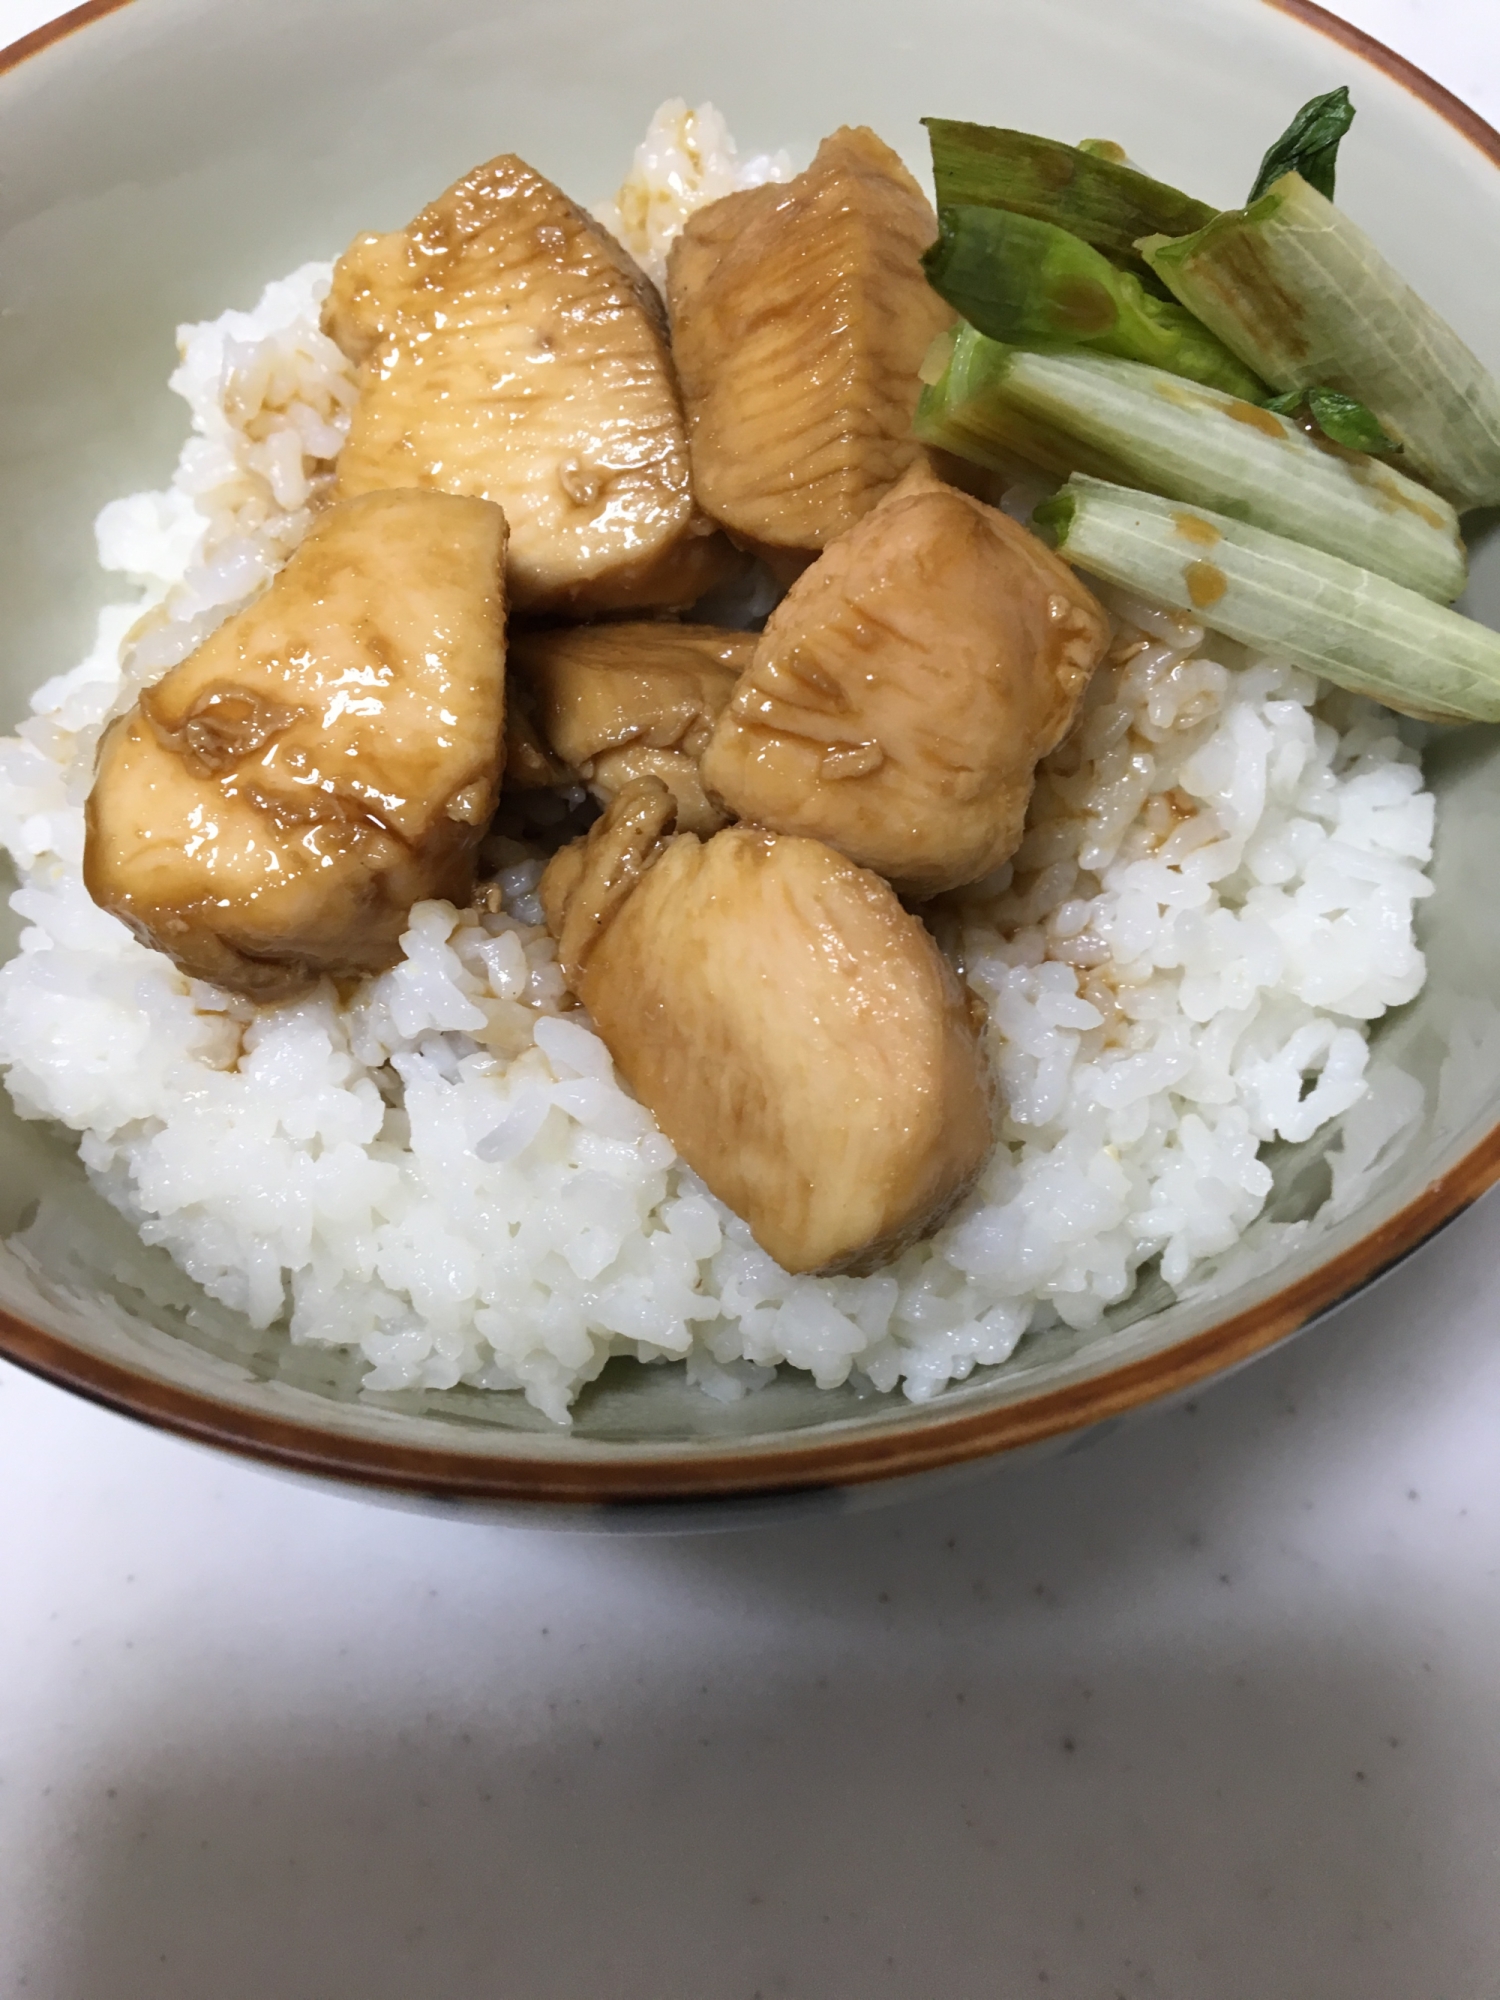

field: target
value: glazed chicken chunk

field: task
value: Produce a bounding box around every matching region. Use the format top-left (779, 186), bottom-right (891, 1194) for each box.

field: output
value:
top-left (508, 622), bottom-right (753, 834)
top-left (324, 154), bottom-right (729, 616)
top-left (667, 126), bottom-right (956, 573)
top-left (700, 461), bottom-right (1112, 898)
top-left (541, 779), bottom-right (993, 1274)
top-left (85, 490), bottom-right (508, 1001)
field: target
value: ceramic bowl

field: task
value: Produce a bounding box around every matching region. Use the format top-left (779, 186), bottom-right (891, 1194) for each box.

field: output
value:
top-left (1, 0), bottom-right (1497, 1522)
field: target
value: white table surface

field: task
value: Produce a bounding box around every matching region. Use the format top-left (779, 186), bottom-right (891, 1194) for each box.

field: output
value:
top-left (4, 3), bottom-right (1500, 1994)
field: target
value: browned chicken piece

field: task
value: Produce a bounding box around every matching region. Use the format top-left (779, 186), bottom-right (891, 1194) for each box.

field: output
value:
top-left (85, 490), bottom-right (508, 1002)
top-left (509, 622), bottom-right (753, 834)
top-left (666, 126), bottom-right (955, 574)
top-left (504, 683), bottom-right (572, 791)
top-left (324, 154), bottom-right (731, 617)
top-left (542, 778), bottom-right (993, 1274)
top-left (699, 461), bottom-right (1112, 899)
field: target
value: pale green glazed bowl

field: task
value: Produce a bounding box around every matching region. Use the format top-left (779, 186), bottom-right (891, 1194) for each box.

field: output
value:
top-left (1, 0), bottom-right (1497, 1521)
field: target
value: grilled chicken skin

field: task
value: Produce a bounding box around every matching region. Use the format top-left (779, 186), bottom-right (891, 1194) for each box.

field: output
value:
top-left (324, 154), bottom-right (730, 616)
top-left (541, 778), bottom-right (993, 1274)
top-left (700, 461), bottom-right (1112, 898)
top-left (666, 126), bottom-right (955, 574)
top-left (508, 622), bottom-right (753, 834)
top-left (85, 489), bottom-right (508, 1002)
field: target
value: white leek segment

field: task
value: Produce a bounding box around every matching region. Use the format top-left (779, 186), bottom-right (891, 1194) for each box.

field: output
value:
top-left (1141, 172), bottom-right (1500, 512)
top-left (1039, 475), bottom-right (1500, 723)
top-left (923, 332), bottom-right (1466, 601)
top-left (913, 325), bottom-right (1110, 482)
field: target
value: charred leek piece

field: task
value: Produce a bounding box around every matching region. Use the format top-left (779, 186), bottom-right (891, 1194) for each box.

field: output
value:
top-left (923, 207), bottom-right (1265, 398)
top-left (1036, 476), bottom-right (1500, 722)
top-left (1247, 86), bottom-right (1354, 203)
top-left (931, 339), bottom-right (1465, 600)
top-left (1141, 171), bottom-right (1500, 510)
top-left (923, 119), bottom-right (1216, 269)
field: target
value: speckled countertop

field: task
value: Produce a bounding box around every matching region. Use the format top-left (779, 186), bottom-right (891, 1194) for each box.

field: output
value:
top-left (3, 3), bottom-right (1499, 1995)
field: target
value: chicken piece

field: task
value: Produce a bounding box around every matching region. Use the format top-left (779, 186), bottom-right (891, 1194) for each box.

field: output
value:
top-left (503, 683), bottom-right (571, 791)
top-left (324, 154), bottom-right (731, 617)
top-left (666, 126), bottom-right (955, 573)
top-left (509, 622), bottom-right (753, 834)
top-left (541, 779), bottom-right (992, 1274)
top-left (699, 461), bottom-right (1111, 898)
top-left (504, 707), bottom-right (571, 791)
top-left (85, 490), bottom-right (508, 1002)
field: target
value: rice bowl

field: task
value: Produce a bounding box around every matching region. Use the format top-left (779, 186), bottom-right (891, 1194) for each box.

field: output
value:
top-left (0, 106), bottom-right (1442, 1424)
top-left (0, 0), bottom-right (1497, 1510)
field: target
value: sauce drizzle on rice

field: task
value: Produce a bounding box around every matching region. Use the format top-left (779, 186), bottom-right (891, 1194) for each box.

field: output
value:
top-left (0, 111), bottom-right (1438, 1423)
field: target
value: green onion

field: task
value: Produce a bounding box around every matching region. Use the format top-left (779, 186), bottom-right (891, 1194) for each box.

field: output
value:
top-left (922, 118), bottom-right (1217, 271)
top-left (923, 207), bottom-right (1266, 399)
top-left (920, 333), bottom-right (1464, 600)
top-left (1036, 475), bottom-right (1500, 722)
top-left (913, 325), bottom-right (1114, 479)
top-left (1247, 86), bottom-right (1355, 203)
top-left (1265, 386), bottom-right (1401, 455)
top-left (1076, 139), bottom-right (1129, 165)
top-left (1141, 171), bottom-right (1500, 510)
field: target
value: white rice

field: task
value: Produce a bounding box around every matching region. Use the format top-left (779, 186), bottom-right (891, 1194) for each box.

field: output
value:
top-left (591, 99), bottom-right (794, 290)
top-left (0, 108), bottom-right (1439, 1423)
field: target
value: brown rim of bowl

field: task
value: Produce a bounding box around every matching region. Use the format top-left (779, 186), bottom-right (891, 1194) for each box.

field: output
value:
top-left (1, 0), bottom-right (1498, 1505)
